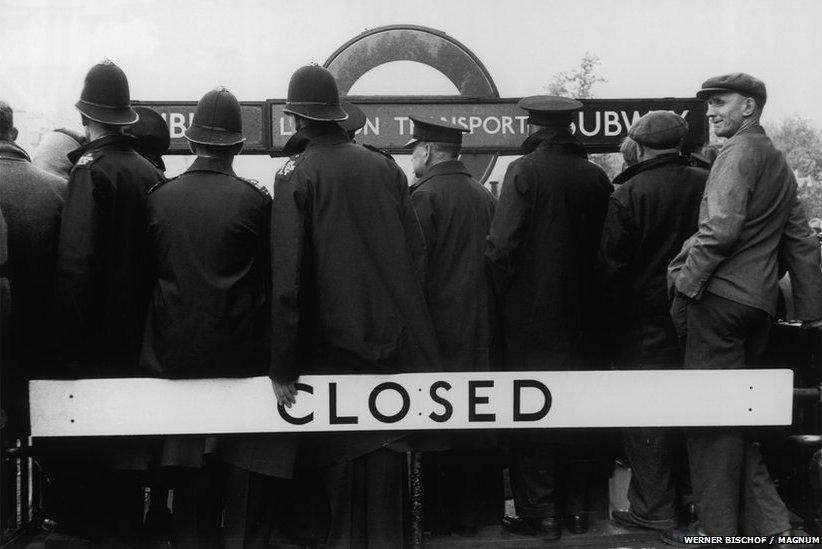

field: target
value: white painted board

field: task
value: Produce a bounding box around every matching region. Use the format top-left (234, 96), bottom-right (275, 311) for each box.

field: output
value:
top-left (29, 369), bottom-right (794, 437)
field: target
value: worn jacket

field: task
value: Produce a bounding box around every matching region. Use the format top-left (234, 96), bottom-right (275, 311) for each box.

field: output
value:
top-left (598, 154), bottom-right (707, 367)
top-left (53, 134), bottom-right (163, 376)
top-left (486, 128), bottom-right (612, 370)
top-left (669, 125), bottom-right (822, 319)
top-left (0, 140), bottom-right (64, 434)
top-left (410, 160), bottom-right (496, 372)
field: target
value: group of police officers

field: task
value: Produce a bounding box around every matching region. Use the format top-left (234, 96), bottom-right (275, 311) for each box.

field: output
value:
top-left (1, 58), bottom-right (820, 549)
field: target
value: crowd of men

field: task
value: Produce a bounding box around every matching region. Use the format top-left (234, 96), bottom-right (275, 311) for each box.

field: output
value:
top-left (1, 60), bottom-right (821, 549)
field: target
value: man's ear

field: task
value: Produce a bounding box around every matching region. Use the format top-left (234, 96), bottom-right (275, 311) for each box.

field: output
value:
top-left (10, 127), bottom-right (18, 141)
top-left (741, 96), bottom-right (758, 117)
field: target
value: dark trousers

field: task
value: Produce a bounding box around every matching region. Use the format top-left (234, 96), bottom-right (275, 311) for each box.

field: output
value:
top-left (222, 465), bottom-right (290, 549)
top-left (670, 292), bottom-right (791, 536)
top-left (161, 464), bottom-right (224, 549)
top-left (321, 448), bottom-right (407, 549)
top-left (508, 433), bottom-right (590, 519)
top-left (422, 449), bottom-right (503, 534)
top-left (40, 462), bottom-right (144, 548)
top-left (622, 426), bottom-right (691, 526)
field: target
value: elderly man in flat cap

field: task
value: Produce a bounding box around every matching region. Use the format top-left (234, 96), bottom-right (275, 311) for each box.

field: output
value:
top-left (598, 111), bottom-right (707, 533)
top-left (665, 74), bottom-right (822, 545)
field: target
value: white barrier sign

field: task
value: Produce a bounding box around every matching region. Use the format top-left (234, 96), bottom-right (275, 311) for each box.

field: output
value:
top-left (29, 369), bottom-right (794, 437)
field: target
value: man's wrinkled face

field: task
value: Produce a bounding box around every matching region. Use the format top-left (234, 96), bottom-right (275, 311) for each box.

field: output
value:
top-left (411, 142), bottom-right (428, 178)
top-left (706, 92), bottom-right (751, 138)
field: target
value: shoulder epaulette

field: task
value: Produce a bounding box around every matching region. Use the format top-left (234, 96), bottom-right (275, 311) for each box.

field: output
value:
top-left (74, 150), bottom-right (101, 169)
top-left (236, 175), bottom-right (271, 199)
top-left (275, 153), bottom-right (304, 181)
top-left (148, 175), bottom-right (176, 195)
top-left (363, 144), bottom-right (395, 161)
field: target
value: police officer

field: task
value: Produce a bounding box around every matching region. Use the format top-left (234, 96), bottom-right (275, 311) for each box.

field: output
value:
top-left (49, 59), bottom-right (162, 548)
top-left (141, 87), bottom-right (293, 548)
top-left (487, 96), bottom-right (612, 539)
top-left (598, 111), bottom-right (706, 532)
top-left (405, 117), bottom-right (501, 535)
top-left (270, 65), bottom-right (440, 548)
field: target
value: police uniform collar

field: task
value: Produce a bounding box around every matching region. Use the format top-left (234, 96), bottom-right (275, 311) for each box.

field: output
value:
top-left (522, 127), bottom-right (587, 158)
top-left (79, 133), bottom-right (138, 154)
top-left (302, 123), bottom-right (351, 148)
top-left (612, 153), bottom-right (688, 186)
top-left (411, 160), bottom-right (471, 191)
top-left (186, 156), bottom-right (236, 177)
top-left (0, 139), bottom-right (31, 162)
top-left (281, 127), bottom-right (315, 157)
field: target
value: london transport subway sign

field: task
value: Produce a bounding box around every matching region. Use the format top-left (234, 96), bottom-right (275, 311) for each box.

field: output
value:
top-left (133, 25), bottom-right (708, 182)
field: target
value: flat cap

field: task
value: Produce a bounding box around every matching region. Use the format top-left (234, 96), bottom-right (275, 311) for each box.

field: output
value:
top-left (696, 72), bottom-right (767, 107)
top-left (628, 111), bottom-right (688, 148)
top-left (518, 96), bottom-right (582, 126)
top-left (403, 116), bottom-right (469, 149)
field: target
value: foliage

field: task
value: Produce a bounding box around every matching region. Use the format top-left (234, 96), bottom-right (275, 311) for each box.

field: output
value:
top-left (764, 115), bottom-right (822, 219)
top-left (546, 52), bottom-right (607, 100)
top-left (767, 115), bottom-right (822, 181)
top-left (544, 52), bottom-right (617, 177)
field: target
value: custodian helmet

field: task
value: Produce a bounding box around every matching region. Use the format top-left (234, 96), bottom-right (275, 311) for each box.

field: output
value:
top-left (283, 65), bottom-right (348, 122)
top-left (75, 59), bottom-right (139, 125)
top-left (184, 87), bottom-right (245, 146)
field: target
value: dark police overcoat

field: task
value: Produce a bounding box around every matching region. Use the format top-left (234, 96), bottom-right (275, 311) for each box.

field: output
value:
top-left (141, 156), bottom-right (295, 476)
top-left (270, 123), bottom-right (441, 466)
top-left (54, 134), bottom-right (162, 375)
top-left (485, 128), bottom-right (612, 371)
top-left (0, 140), bottom-right (63, 434)
top-left (598, 154), bottom-right (707, 367)
top-left (50, 134), bottom-right (162, 469)
top-left (141, 156), bottom-right (271, 378)
top-left (410, 160), bottom-right (496, 372)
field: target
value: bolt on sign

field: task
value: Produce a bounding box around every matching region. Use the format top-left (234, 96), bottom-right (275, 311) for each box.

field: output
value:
top-left (133, 25), bottom-right (708, 182)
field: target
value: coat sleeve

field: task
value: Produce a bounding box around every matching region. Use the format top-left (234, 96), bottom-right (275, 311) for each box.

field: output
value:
top-left (779, 194), bottom-right (822, 320)
top-left (398, 170), bottom-right (429, 290)
top-left (674, 138), bottom-right (754, 299)
top-left (597, 194), bottom-right (637, 327)
top-left (52, 166), bottom-right (112, 365)
top-left (270, 169), bottom-right (309, 382)
top-left (485, 161), bottom-right (532, 293)
top-left (410, 188), bottom-right (437, 267)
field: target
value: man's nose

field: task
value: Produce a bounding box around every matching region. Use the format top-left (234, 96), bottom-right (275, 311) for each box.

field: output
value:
top-left (706, 104), bottom-right (717, 118)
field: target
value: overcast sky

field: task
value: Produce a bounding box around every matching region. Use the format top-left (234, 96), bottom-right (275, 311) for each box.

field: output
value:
top-left (4, 0), bottom-right (821, 182)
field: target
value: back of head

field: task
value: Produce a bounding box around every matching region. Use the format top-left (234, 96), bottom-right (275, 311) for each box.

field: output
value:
top-left (628, 111), bottom-right (688, 162)
top-left (0, 101), bottom-right (15, 141)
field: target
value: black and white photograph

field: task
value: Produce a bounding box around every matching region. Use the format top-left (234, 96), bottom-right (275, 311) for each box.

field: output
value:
top-left (2, 1), bottom-right (822, 547)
